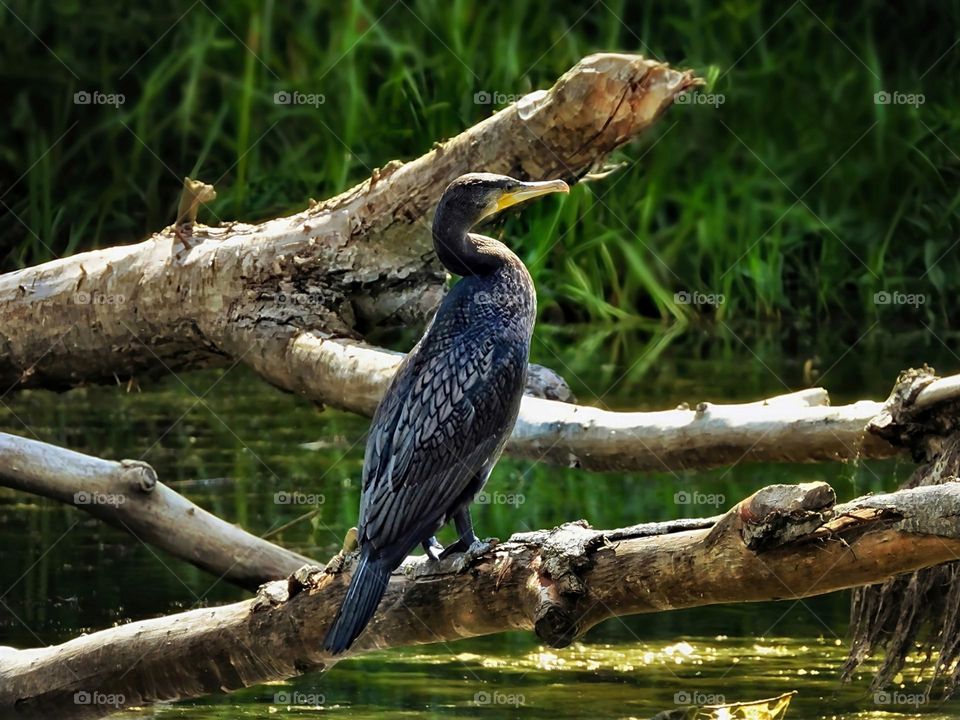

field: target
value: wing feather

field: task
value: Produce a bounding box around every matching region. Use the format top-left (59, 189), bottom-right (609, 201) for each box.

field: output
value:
top-left (358, 321), bottom-right (526, 558)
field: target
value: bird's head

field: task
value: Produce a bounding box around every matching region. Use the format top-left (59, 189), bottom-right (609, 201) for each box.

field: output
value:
top-left (438, 173), bottom-right (569, 229)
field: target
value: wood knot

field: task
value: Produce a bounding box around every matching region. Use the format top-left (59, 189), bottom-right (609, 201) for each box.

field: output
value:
top-left (739, 482), bottom-right (836, 551)
top-left (288, 564), bottom-right (324, 598)
top-left (119, 459), bottom-right (158, 493)
top-left (252, 580), bottom-right (289, 611)
top-left (534, 603), bottom-right (580, 648)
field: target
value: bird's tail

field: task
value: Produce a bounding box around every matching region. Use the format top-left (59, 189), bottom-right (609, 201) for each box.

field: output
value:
top-left (323, 553), bottom-right (392, 654)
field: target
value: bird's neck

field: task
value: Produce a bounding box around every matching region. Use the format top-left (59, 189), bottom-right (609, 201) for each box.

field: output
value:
top-left (432, 203), bottom-right (506, 277)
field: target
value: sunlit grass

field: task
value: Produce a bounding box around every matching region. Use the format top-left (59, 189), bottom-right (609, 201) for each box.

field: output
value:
top-left (0, 1), bottom-right (957, 325)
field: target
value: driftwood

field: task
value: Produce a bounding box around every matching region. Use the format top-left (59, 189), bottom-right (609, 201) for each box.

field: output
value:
top-left (844, 367), bottom-right (960, 695)
top-left (297, 341), bottom-right (960, 471)
top-left (3, 480), bottom-right (960, 718)
top-left (1, 368), bottom-right (958, 597)
top-left (0, 53), bottom-right (697, 396)
top-left (0, 431), bottom-right (314, 589)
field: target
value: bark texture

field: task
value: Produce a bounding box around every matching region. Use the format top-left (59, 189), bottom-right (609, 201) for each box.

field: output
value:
top-left (0, 53), bottom-right (698, 395)
top-left (271, 340), bottom-right (960, 471)
top-left (4, 480), bottom-right (960, 719)
top-left (0, 431), bottom-right (314, 589)
top-left (844, 367), bottom-right (960, 696)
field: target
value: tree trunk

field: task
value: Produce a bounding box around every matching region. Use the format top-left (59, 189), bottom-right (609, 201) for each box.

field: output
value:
top-left (0, 53), bottom-right (697, 394)
top-left (3, 480), bottom-right (960, 719)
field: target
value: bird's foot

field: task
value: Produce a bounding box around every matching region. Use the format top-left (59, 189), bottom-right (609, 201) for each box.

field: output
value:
top-left (446, 538), bottom-right (499, 573)
top-left (422, 535), bottom-right (444, 562)
top-left (437, 535), bottom-right (473, 560)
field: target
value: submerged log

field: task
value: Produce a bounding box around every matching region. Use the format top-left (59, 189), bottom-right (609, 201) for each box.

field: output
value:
top-left (4, 480), bottom-right (960, 718)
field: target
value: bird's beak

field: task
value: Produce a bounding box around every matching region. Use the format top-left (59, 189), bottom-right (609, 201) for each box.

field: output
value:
top-left (489, 179), bottom-right (569, 216)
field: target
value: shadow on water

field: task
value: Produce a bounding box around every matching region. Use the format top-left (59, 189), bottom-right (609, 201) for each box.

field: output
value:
top-left (1, 321), bottom-right (959, 718)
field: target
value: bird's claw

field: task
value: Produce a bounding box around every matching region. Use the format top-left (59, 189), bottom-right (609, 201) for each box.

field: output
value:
top-left (437, 537), bottom-right (471, 561)
top-left (449, 538), bottom-right (498, 572)
top-left (425, 544), bottom-right (443, 562)
top-left (423, 535), bottom-right (444, 562)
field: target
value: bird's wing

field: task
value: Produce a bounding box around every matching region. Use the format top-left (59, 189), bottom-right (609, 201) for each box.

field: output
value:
top-left (358, 328), bottom-right (525, 558)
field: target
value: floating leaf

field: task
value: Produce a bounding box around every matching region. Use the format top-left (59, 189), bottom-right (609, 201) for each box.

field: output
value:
top-left (651, 691), bottom-right (796, 720)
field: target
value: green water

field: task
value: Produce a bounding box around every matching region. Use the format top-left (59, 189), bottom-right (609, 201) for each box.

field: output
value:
top-left (2, 324), bottom-right (959, 718)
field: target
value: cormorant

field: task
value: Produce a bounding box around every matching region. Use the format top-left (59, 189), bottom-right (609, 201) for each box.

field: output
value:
top-left (323, 172), bottom-right (569, 654)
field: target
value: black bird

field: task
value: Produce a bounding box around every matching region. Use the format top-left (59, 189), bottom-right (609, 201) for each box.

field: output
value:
top-left (323, 172), bottom-right (569, 654)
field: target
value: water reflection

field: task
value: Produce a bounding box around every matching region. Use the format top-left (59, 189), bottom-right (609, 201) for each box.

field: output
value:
top-left (1, 323), bottom-right (957, 718)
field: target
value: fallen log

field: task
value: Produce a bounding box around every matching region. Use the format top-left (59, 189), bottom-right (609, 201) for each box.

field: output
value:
top-left (0, 53), bottom-right (697, 395)
top-left (282, 340), bottom-right (960, 471)
top-left (3, 480), bottom-right (960, 718)
top-left (0, 431), bottom-right (314, 589)
top-left (2, 367), bottom-right (958, 596)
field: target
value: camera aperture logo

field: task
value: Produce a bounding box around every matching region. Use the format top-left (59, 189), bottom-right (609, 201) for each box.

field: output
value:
top-left (74, 491), bottom-right (125, 506)
top-left (675, 690), bottom-right (725, 705)
top-left (74, 90), bottom-right (125, 108)
top-left (473, 690), bottom-right (525, 707)
top-left (262, 291), bottom-right (324, 306)
top-left (473, 90), bottom-right (523, 105)
top-left (475, 490), bottom-right (524, 507)
top-left (675, 91), bottom-right (725, 108)
top-left (273, 90), bottom-right (325, 107)
top-left (874, 90), bottom-right (924, 107)
top-left (674, 490), bottom-right (725, 508)
top-left (274, 490), bottom-right (325, 506)
top-left (475, 289), bottom-right (524, 307)
top-left (874, 690), bottom-right (927, 707)
top-left (73, 291), bottom-right (126, 305)
top-left (74, 690), bottom-right (125, 707)
top-left (674, 290), bottom-right (725, 307)
top-left (273, 691), bottom-right (325, 706)
top-left (873, 290), bottom-right (925, 308)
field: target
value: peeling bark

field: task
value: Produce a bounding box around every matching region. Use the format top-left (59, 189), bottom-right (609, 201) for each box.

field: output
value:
top-left (845, 367), bottom-right (960, 696)
top-left (271, 339), bottom-right (955, 471)
top-left (0, 54), bottom-right (698, 396)
top-left (4, 480), bottom-right (960, 718)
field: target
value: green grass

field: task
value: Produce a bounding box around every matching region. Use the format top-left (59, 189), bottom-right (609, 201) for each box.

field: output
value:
top-left (1, 0), bottom-right (957, 325)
